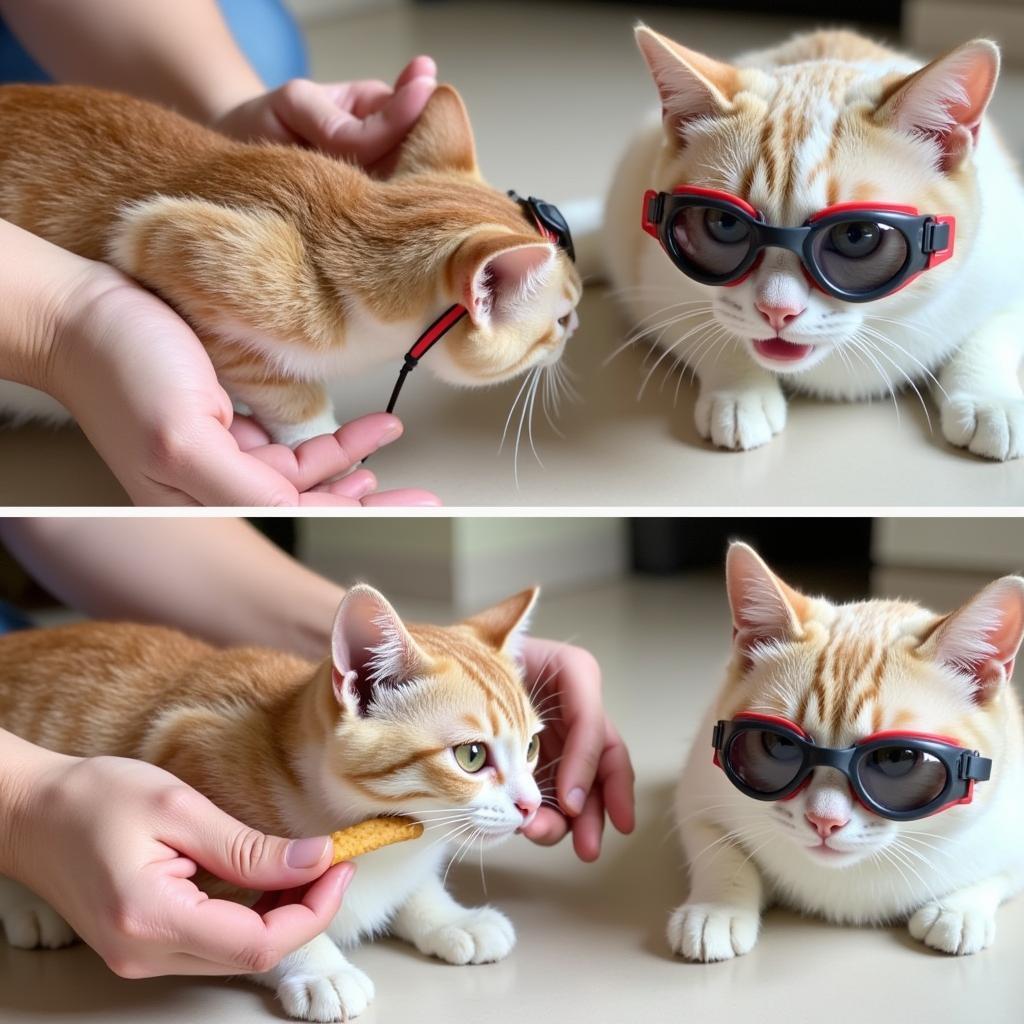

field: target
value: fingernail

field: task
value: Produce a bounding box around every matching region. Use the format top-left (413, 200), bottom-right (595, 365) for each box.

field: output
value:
top-left (381, 421), bottom-right (402, 443)
top-left (336, 862), bottom-right (357, 892)
top-left (565, 788), bottom-right (586, 816)
top-left (286, 835), bottom-right (330, 869)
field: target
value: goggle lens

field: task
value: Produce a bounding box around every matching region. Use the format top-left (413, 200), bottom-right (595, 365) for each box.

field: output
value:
top-left (670, 205), bottom-right (754, 277)
top-left (810, 220), bottom-right (910, 295)
top-left (727, 727), bottom-right (804, 795)
top-left (857, 745), bottom-right (950, 813)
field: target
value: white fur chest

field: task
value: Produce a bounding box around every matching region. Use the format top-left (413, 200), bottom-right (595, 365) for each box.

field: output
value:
top-left (326, 837), bottom-right (447, 947)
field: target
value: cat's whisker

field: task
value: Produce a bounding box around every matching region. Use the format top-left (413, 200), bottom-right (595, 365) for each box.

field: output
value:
top-left (855, 327), bottom-right (933, 430)
top-left (525, 367), bottom-right (544, 469)
top-left (604, 305), bottom-right (714, 367)
top-left (858, 323), bottom-right (950, 404)
top-left (638, 318), bottom-right (717, 399)
top-left (848, 334), bottom-right (901, 426)
top-left (499, 370), bottom-right (534, 456)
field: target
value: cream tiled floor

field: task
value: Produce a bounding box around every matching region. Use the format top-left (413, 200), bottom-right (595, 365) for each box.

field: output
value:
top-left (2, 2), bottom-right (1023, 505)
top-left (2, 568), bottom-right (1022, 1023)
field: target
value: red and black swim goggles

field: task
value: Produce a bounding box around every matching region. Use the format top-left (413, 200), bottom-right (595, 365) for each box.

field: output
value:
top-left (642, 186), bottom-right (955, 303)
top-left (712, 713), bottom-right (992, 822)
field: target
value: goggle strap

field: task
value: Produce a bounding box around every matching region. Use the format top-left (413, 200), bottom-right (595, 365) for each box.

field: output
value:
top-left (960, 752), bottom-right (993, 782)
top-left (385, 303), bottom-right (469, 415)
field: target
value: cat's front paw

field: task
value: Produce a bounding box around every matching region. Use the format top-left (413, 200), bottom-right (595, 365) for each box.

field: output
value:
top-left (941, 392), bottom-right (1024, 461)
top-left (667, 901), bottom-right (759, 962)
top-left (908, 902), bottom-right (996, 956)
top-left (695, 385), bottom-right (786, 451)
top-left (269, 412), bottom-right (343, 450)
top-left (277, 964), bottom-right (375, 1022)
top-left (416, 906), bottom-right (516, 966)
top-left (0, 900), bottom-right (76, 950)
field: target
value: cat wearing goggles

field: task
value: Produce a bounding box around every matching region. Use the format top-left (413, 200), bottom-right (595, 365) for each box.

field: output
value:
top-left (669, 542), bottom-right (1024, 961)
top-left (606, 27), bottom-right (1024, 459)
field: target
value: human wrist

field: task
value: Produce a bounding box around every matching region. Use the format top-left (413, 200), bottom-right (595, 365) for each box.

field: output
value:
top-left (0, 731), bottom-right (76, 880)
top-left (286, 578), bottom-right (346, 660)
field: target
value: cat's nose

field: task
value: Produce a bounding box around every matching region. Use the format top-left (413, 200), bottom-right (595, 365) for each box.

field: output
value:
top-left (805, 810), bottom-right (849, 839)
top-left (756, 300), bottom-right (806, 332)
top-left (515, 797), bottom-right (540, 822)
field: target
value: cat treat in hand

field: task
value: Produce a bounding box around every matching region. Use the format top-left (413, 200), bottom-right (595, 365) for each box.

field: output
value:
top-left (0, 583), bottom-right (544, 1022)
top-left (329, 816), bottom-right (424, 864)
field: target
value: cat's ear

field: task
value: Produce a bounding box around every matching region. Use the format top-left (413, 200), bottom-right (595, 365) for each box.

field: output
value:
top-left (464, 587), bottom-right (539, 658)
top-left (330, 585), bottom-right (430, 715)
top-left (392, 83), bottom-right (479, 176)
top-left (874, 39), bottom-right (1000, 172)
top-left (456, 234), bottom-right (556, 328)
top-left (634, 24), bottom-right (737, 143)
top-left (917, 576), bottom-right (1024, 704)
top-left (726, 542), bottom-right (807, 662)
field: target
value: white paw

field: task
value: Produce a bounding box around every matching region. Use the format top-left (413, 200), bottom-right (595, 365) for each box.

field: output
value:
top-left (908, 902), bottom-right (996, 956)
top-left (667, 902), bottom-right (760, 962)
top-left (695, 386), bottom-right (786, 451)
top-left (941, 393), bottom-right (1024, 461)
top-left (0, 900), bottom-right (76, 950)
top-left (417, 907), bottom-right (516, 966)
top-left (269, 413), bottom-right (342, 450)
top-left (277, 964), bottom-right (375, 1022)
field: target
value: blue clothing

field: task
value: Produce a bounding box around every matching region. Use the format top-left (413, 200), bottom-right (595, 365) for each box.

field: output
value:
top-left (0, 0), bottom-right (308, 88)
top-left (0, 600), bottom-right (32, 633)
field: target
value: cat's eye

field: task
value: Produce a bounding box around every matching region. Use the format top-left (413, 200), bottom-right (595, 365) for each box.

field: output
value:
top-left (828, 221), bottom-right (881, 259)
top-left (558, 313), bottom-right (572, 328)
top-left (454, 742), bottom-right (488, 773)
top-left (760, 731), bottom-right (801, 762)
top-left (867, 747), bottom-right (919, 778)
top-left (704, 208), bottom-right (750, 245)
top-left (527, 733), bottom-right (540, 761)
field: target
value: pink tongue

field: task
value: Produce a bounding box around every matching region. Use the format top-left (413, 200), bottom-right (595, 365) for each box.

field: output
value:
top-left (754, 337), bottom-right (814, 362)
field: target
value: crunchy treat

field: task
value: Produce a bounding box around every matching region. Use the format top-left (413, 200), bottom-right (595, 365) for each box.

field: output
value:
top-left (330, 815), bottom-right (424, 864)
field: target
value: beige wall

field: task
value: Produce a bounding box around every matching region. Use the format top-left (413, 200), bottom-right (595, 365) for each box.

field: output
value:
top-left (905, 0), bottom-right (1024, 64)
top-left (299, 517), bottom-right (629, 611)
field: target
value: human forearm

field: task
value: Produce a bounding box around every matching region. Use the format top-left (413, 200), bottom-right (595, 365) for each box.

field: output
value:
top-left (0, 0), bottom-right (264, 122)
top-left (0, 518), bottom-right (344, 658)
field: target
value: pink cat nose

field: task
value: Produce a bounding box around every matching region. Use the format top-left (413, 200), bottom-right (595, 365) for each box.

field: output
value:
top-left (515, 797), bottom-right (540, 822)
top-left (805, 811), bottom-right (849, 839)
top-left (756, 301), bottom-right (805, 332)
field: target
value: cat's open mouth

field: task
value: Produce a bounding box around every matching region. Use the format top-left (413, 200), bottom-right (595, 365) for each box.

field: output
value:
top-left (752, 337), bottom-right (816, 364)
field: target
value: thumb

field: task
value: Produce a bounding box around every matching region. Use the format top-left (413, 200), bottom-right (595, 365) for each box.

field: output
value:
top-left (169, 789), bottom-right (335, 890)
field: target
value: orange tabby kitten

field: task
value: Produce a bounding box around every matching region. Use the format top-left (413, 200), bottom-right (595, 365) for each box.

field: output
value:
top-left (0, 84), bottom-right (581, 446)
top-left (0, 585), bottom-right (544, 1022)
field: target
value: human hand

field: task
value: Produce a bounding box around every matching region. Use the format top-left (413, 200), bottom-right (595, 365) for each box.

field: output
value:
top-left (48, 268), bottom-right (441, 506)
top-left (5, 753), bottom-right (352, 978)
top-left (518, 638), bottom-right (635, 861)
top-left (215, 56), bottom-right (437, 175)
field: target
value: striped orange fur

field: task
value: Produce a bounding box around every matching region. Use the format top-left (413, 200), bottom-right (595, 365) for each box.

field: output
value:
top-left (0, 84), bottom-right (581, 446)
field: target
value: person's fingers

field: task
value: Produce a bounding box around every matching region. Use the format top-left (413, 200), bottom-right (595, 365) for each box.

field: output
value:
top-left (336, 75), bottom-right (438, 168)
top-left (598, 724), bottom-right (636, 836)
top-left (520, 806), bottom-right (569, 847)
top-left (394, 55), bottom-right (437, 90)
top-left (547, 650), bottom-right (605, 818)
top-left (246, 414), bottom-right (403, 492)
top-left (346, 80), bottom-right (394, 119)
top-left (571, 789), bottom-right (605, 863)
top-left (320, 468), bottom-right (377, 499)
top-left (166, 864), bottom-right (353, 974)
top-left (156, 786), bottom-right (335, 891)
top-left (228, 415), bottom-right (271, 451)
top-left (359, 489), bottom-right (442, 507)
top-left (270, 78), bottom-right (353, 150)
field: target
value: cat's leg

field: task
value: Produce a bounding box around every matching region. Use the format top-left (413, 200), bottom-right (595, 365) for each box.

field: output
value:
top-left (0, 876), bottom-right (76, 950)
top-left (208, 344), bottom-right (341, 448)
top-left (389, 872), bottom-right (516, 965)
top-left (667, 818), bottom-right (764, 962)
top-left (693, 348), bottom-right (787, 451)
top-left (936, 308), bottom-right (1024, 460)
top-left (907, 873), bottom-right (1011, 956)
top-left (252, 933), bottom-right (375, 1022)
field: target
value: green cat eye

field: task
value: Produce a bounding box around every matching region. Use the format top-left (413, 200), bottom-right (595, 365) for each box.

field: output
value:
top-left (454, 742), bottom-right (488, 773)
top-left (527, 733), bottom-right (540, 761)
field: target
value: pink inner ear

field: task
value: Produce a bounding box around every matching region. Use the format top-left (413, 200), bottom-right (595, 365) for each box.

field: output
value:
top-left (470, 244), bottom-right (554, 324)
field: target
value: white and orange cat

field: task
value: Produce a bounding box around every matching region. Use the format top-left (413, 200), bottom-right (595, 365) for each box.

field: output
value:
top-left (670, 543), bottom-right (1024, 961)
top-left (0, 83), bottom-right (581, 446)
top-left (0, 585), bottom-right (544, 1022)
top-left (606, 27), bottom-right (1024, 459)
